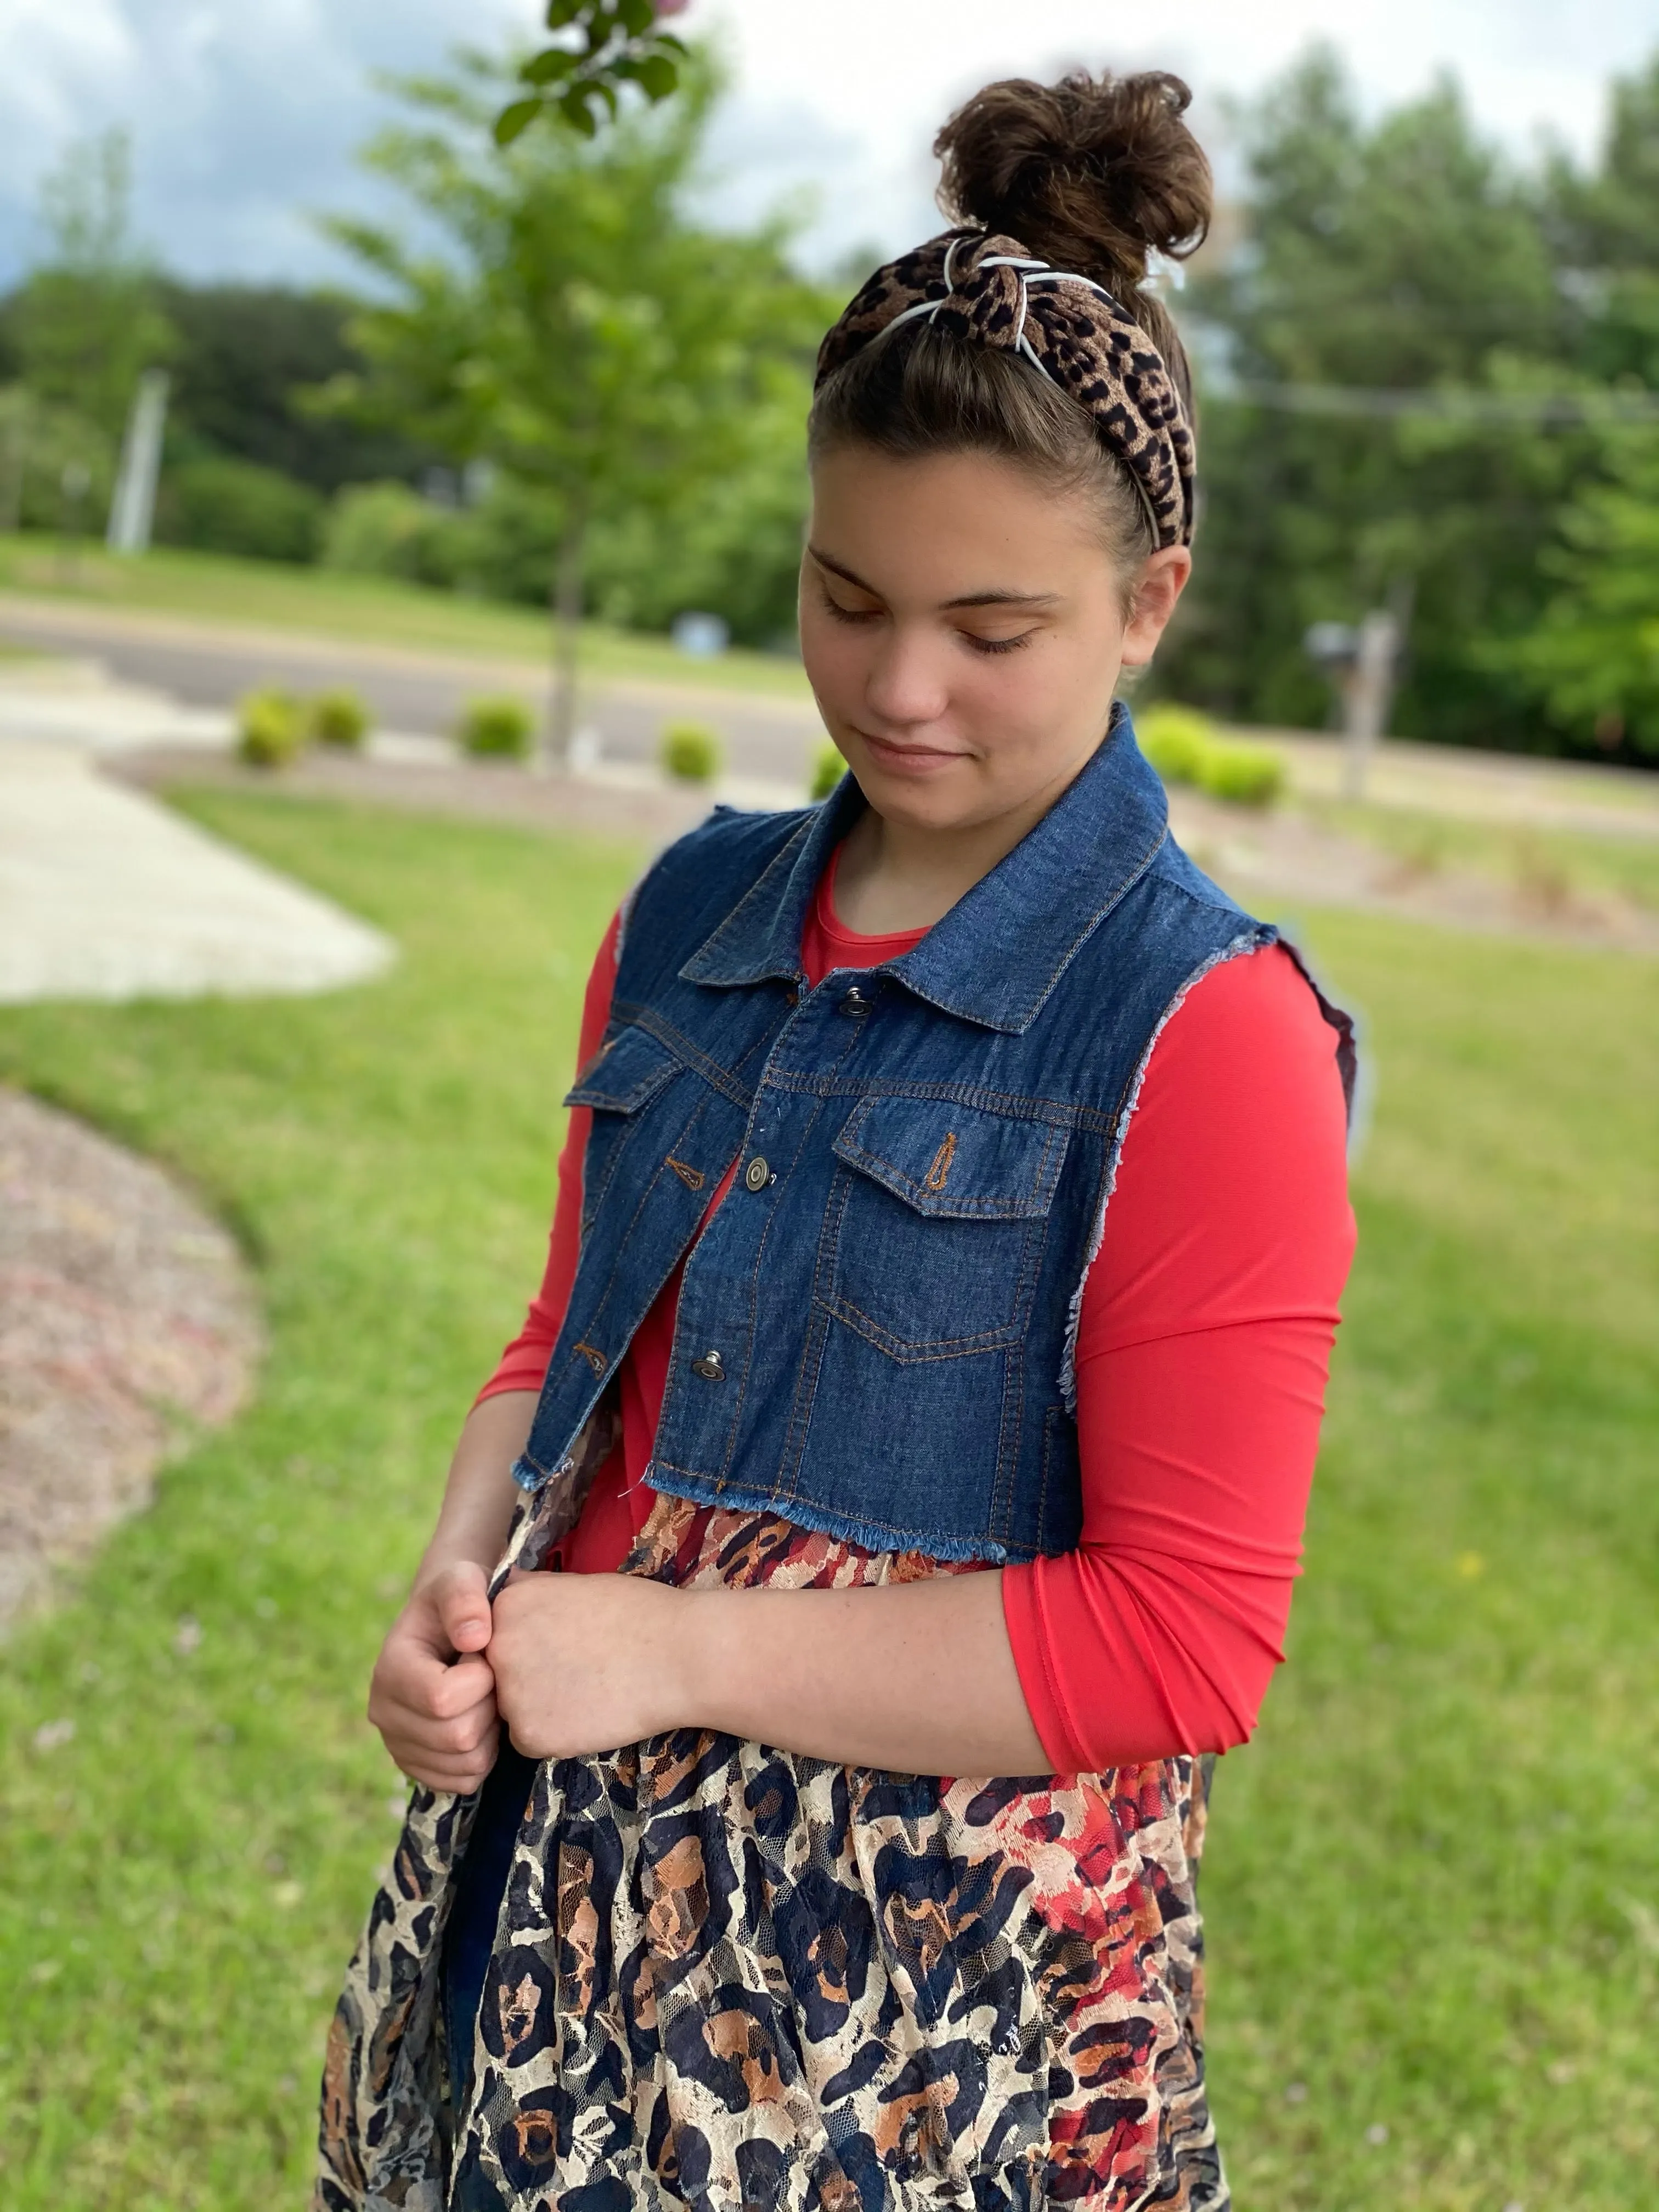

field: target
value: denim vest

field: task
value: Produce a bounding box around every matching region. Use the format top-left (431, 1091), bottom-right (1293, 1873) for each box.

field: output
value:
top-left (514, 706), bottom-right (1355, 1564)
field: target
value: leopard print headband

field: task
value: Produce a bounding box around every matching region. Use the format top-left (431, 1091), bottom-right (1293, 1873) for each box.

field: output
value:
top-left (815, 228), bottom-right (1195, 549)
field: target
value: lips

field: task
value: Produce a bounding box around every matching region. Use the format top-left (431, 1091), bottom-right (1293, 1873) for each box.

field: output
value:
top-left (857, 731), bottom-right (970, 773)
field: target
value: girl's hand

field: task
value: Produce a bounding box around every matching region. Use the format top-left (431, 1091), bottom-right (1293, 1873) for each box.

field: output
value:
top-left (488, 1572), bottom-right (688, 1759)
top-left (368, 1561), bottom-right (500, 1793)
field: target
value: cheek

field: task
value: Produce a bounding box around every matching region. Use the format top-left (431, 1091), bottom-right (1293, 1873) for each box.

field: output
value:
top-left (957, 648), bottom-right (1084, 759)
top-left (798, 601), bottom-right (866, 707)
top-left (800, 610), bottom-right (876, 721)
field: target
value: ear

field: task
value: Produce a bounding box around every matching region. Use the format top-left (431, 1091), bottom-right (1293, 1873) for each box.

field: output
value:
top-left (1120, 546), bottom-right (1193, 667)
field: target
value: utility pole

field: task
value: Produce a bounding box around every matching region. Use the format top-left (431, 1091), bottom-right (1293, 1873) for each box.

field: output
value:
top-left (106, 369), bottom-right (169, 556)
top-left (1341, 608), bottom-right (1401, 802)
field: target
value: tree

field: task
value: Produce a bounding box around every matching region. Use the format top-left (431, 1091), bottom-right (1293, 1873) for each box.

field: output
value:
top-left (1496, 429), bottom-right (1659, 758)
top-left (496, 0), bottom-right (690, 146)
top-left (1486, 52), bottom-right (1659, 760)
top-left (157, 283), bottom-right (431, 493)
top-left (323, 50), bottom-right (830, 759)
top-left (1167, 50), bottom-right (1595, 749)
top-left (6, 130), bottom-right (173, 441)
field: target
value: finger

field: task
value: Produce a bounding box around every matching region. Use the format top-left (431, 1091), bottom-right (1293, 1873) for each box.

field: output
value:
top-left (382, 1707), bottom-right (497, 1762)
top-left (403, 1768), bottom-right (490, 1797)
top-left (379, 1647), bottom-right (495, 1722)
top-left (375, 1681), bottom-right (496, 1745)
top-left (436, 1564), bottom-right (494, 1656)
top-left (430, 1654), bottom-right (496, 1720)
top-left (402, 1743), bottom-right (499, 1794)
top-left (385, 1708), bottom-right (498, 1770)
top-left (373, 1628), bottom-right (458, 1711)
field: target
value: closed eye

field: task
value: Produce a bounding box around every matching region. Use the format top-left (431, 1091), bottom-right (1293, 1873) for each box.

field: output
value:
top-left (819, 580), bottom-right (1036, 655)
top-left (820, 586), bottom-right (882, 625)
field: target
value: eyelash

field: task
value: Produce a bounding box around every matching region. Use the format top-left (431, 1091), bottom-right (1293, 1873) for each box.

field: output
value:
top-left (819, 590), bottom-right (1035, 656)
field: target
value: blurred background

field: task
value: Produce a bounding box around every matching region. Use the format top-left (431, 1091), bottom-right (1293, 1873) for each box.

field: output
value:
top-left (0, 4), bottom-right (1654, 2209)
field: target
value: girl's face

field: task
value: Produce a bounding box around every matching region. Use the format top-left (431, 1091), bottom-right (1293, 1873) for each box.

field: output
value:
top-left (800, 445), bottom-right (1190, 837)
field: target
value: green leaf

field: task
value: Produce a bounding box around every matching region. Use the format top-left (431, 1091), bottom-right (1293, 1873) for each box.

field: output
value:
top-left (492, 98), bottom-right (543, 148)
top-left (630, 52), bottom-right (678, 100)
top-left (544, 0), bottom-right (586, 25)
top-left (558, 83), bottom-right (599, 137)
top-left (521, 47), bottom-right (579, 85)
top-left (616, 0), bottom-right (656, 33)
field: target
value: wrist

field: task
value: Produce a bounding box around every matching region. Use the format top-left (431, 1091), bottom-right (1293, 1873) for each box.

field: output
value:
top-left (664, 1586), bottom-right (735, 1735)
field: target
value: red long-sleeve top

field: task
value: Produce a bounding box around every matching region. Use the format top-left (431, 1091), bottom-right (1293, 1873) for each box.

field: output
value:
top-left (479, 851), bottom-right (1355, 1771)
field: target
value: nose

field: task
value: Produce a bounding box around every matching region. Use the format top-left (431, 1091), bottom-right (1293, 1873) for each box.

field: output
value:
top-left (861, 624), bottom-right (951, 730)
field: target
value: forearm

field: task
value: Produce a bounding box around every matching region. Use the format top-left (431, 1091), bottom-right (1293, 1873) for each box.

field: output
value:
top-left (679, 1572), bottom-right (1051, 1775)
top-left (414, 1390), bottom-right (537, 1592)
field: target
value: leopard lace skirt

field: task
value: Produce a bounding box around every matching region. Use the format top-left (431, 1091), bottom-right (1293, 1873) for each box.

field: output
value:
top-left (315, 1466), bottom-right (1227, 2212)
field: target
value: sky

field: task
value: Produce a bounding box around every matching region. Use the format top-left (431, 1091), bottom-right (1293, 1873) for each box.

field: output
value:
top-left (1, 0), bottom-right (1656, 289)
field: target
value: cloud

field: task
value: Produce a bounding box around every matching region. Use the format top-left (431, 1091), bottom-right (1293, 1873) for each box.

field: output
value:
top-left (0, 0), bottom-right (540, 286)
top-left (706, 0), bottom-right (1658, 269)
top-left (1, 0), bottom-right (1653, 291)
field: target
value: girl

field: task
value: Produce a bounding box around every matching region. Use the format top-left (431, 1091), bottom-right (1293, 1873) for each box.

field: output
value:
top-left (318, 67), bottom-right (1355, 2212)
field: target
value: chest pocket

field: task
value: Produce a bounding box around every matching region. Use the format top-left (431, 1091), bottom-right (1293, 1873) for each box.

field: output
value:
top-left (565, 1024), bottom-right (684, 1234)
top-left (823, 1096), bottom-right (1069, 1359)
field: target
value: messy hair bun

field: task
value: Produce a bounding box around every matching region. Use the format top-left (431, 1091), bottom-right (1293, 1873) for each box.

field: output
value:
top-left (809, 69), bottom-right (1214, 572)
top-left (934, 70), bottom-right (1210, 394)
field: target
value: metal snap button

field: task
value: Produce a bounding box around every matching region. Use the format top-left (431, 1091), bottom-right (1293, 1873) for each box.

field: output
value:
top-left (841, 984), bottom-right (870, 1017)
top-left (743, 1155), bottom-right (771, 1193)
top-left (690, 1349), bottom-right (725, 1381)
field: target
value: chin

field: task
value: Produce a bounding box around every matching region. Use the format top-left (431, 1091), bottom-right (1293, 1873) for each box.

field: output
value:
top-left (856, 765), bottom-right (987, 833)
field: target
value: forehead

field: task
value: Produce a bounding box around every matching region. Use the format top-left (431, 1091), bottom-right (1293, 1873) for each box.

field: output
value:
top-left (808, 445), bottom-right (1107, 597)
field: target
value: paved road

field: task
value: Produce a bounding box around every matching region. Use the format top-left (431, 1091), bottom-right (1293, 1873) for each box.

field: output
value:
top-left (0, 596), bottom-right (825, 788)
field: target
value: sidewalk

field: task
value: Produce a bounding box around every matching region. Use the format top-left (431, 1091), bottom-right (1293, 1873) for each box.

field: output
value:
top-left (0, 654), bottom-right (807, 1007)
top-left (0, 706), bottom-right (395, 1003)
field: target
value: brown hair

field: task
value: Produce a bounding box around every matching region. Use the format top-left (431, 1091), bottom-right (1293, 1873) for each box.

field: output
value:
top-left (809, 70), bottom-right (1212, 571)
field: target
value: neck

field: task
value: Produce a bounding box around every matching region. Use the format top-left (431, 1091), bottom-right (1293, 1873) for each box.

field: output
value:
top-left (832, 735), bottom-right (1105, 935)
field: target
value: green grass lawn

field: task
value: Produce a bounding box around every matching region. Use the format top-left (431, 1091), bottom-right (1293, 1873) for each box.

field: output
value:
top-left (0, 792), bottom-right (1654, 2210)
top-left (0, 533), bottom-right (814, 700)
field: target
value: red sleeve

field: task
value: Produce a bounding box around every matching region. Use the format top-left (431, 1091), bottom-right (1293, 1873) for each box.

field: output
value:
top-left (1001, 943), bottom-right (1356, 1771)
top-left (473, 911), bottom-right (623, 1405)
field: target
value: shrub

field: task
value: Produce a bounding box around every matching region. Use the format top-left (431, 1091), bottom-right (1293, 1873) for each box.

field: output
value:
top-left (1199, 740), bottom-right (1285, 808)
top-left (1135, 702), bottom-right (1284, 809)
top-left (157, 457), bottom-right (324, 565)
top-left (236, 689), bottom-right (306, 769)
top-left (660, 722), bottom-right (722, 783)
top-left (320, 480), bottom-right (464, 589)
top-left (1135, 704), bottom-right (1214, 788)
top-left (458, 695), bottom-right (533, 761)
top-left (810, 742), bottom-right (844, 802)
top-left (308, 687), bottom-right (370, 749)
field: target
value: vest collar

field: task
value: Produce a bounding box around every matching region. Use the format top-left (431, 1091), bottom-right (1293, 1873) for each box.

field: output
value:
top-left (680, 703), bottom-right (1169, 1035)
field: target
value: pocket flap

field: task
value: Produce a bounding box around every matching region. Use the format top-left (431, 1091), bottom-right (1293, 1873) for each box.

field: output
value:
top-left (564, 1025), bottom-right (681, 1115)
top-left (833, 1097), bottom-right (1066, 1220)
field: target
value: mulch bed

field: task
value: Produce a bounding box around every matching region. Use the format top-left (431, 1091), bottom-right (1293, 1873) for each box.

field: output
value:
top-left (107, 745), bottom-right (716, 849)
top-left (0, 1088), bottom-right (260, 1630)
top-left (113, 745), bottom-right (1659, 953)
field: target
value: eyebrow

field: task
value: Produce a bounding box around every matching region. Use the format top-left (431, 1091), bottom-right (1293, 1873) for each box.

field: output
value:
top-left (805, 545), bottom-right (1061, 612)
